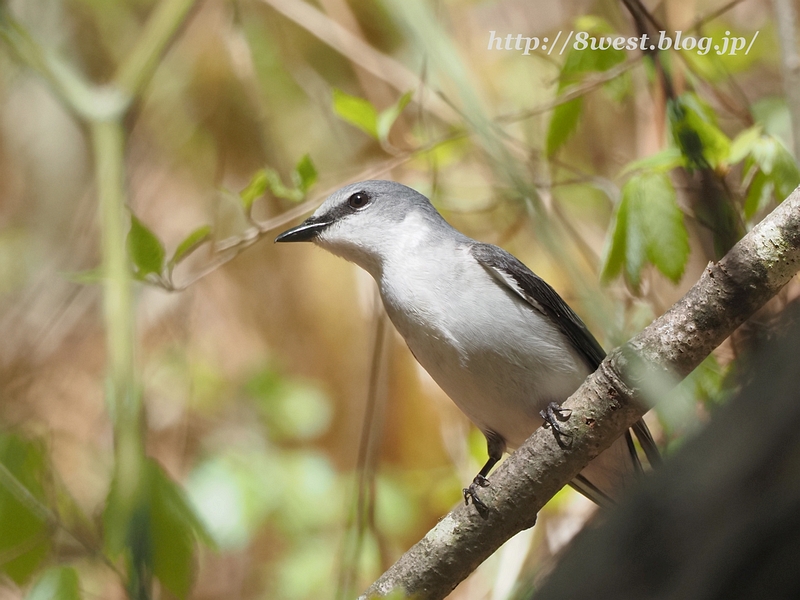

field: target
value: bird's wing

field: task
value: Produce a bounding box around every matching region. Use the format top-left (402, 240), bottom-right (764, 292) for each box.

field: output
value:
top-left (469, 242), bottom-right (605, 371)
top-left (470, 242), bottom-right (660, 499)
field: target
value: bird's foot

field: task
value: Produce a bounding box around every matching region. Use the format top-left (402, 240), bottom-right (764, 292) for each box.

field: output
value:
top-left (463, 474), bottom-right (491, 518)
top-left (540, 401), bottom-right (573, 447)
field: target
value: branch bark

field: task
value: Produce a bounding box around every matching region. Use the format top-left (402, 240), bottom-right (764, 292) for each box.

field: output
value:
top-left (532, 301), bottom-right (800, 599)
top-left (360, 186), bottom-right (800, 599)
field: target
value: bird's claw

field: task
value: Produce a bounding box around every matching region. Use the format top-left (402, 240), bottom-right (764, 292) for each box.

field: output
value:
top-left (540, 401), bottom-right (573, 447)
top-left (463, 475), bottom-right (491, 517)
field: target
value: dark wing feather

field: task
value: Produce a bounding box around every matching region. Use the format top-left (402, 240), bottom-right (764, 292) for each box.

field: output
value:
top-left (470, 242), bottom-right (605, 371)
top-left (470, 242), bottom-right (660, 479)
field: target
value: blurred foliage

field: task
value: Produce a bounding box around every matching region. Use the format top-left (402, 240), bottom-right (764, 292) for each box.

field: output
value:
top-left (103, 458), bottom-right (214, 599)
top-left (0, 435), bottom-right (51, 585)
top-left (333, 88), bottom-right (412, 145)
top-left (602, 170), bottom-right (689, 290)
top-left (0, 0), bottom-right (798, 599)
top-left (26, 567), bottom-right (81, 600)
top-left (239, 154), bottom-right (318, 209)
top-left (546, 16), bottom-right (628, 156)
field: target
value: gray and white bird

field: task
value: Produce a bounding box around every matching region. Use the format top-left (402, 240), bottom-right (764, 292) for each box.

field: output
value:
top-left (276, 180), bottom-right (658, 509)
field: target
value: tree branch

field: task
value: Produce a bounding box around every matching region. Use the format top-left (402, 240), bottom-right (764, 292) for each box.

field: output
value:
top-left (360, 186), bottom-right (800, 599)
top-left (532, 301), bottom-right (800, 599)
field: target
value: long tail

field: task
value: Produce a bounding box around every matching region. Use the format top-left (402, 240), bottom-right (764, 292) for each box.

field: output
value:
top-left (569, 419), bottom-right (660, 506)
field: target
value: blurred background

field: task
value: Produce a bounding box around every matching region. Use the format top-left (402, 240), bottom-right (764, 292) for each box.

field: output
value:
top-left (0, 0), bottom-right (798, 598)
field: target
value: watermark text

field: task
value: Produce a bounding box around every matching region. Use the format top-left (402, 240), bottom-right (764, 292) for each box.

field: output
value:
top-left (487, 30), bottom-right (759, 56)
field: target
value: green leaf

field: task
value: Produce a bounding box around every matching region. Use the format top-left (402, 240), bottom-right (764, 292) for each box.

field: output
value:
top-left (101, 464), bottom-right (141, 559)
top-left (751, 96), bottom-right (792, 141)
top-left (169, 225), bottom-right (212, 268)
top-left (0, 434), bottom-right (51, 584)
top-left (410, 135), bottom-right (469, 169)
top-left (769, 140), bottom-right (800, 200)
top-left (602, 172), bottom-right (689, 289)
top-left (293, 154), bottom-right (317, 193)
top-left (728, 125), bottom-right (763, 164)
top-left (638, 175), bottom-right (690, 282)
top-left (601, 187), bottom-right (630, 284)
top-left (620, 147), bottom-right (684, 176)
top-left (332, 89), bottom-right (378, 138)
top-left (668, 93), bottom-right (731, 170)
top-left (573, 15), bottom-right (614, 35)
top-left (240, 157), bottom-right (317, 208)
top-left (546, 97), bottom-right (583, 156)
top-left (265, 169), bottom-right (301, 201)
top-left (376, 90), bottom-right (413, 143)
top-left (686, 116), bottom-right (730, 168)
top-left (748, 135), bottom-right (779, 174)
top-left (104, 459), bottom-right (214, 600)
top-left (740, 134), bottom-right (800, 218)
top-left (558, 17), bottom-right (626, 89)
top-left (744, 170), bottom-right (773, 220)
top-left (127, 215), bottom-right (165, 278)
top-left (26, 566), bottom-right (81, 600)
top-left (548, 18), bottom-right (626, 156)
top-left (239, 169), bottom-right (269, 210)
top-left (623, 194), bottom-right (647, 290)
top-left (149, 462), bottom-right (213, 599)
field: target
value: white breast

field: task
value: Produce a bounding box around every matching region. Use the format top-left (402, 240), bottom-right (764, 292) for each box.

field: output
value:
top-left (379, 237), bottom-right (589, 450)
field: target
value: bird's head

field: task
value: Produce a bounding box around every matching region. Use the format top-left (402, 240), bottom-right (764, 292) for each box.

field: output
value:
top-left (275, 180), bottom-right (444, 276)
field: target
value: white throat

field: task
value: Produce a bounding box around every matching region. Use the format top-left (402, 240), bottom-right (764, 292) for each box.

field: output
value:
top-left (316, 210), bottom-right (439, 280)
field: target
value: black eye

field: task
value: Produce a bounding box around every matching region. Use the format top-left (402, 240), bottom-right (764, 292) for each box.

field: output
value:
top-left (348, 192), bottom-right (370, 209)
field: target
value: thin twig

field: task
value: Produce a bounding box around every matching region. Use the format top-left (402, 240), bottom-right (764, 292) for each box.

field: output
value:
top-left (168, 154), bottom-right (415, 290)
top-left (336, 307), bottom-right (389, 600)
top-left (691, 0), bottom-right (751, 31)
top-left (258, 0), bottom-right (458, 124)
top-left (0, 6), bottom-right (117, 120)
top-left (115, 0), bottom-right (199, 96)
top-left (496, 58), bottom-right (641, 123)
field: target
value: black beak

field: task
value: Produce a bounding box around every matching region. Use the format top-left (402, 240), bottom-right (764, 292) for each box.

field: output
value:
top-left (275, 216), bottom-right (331, 243)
